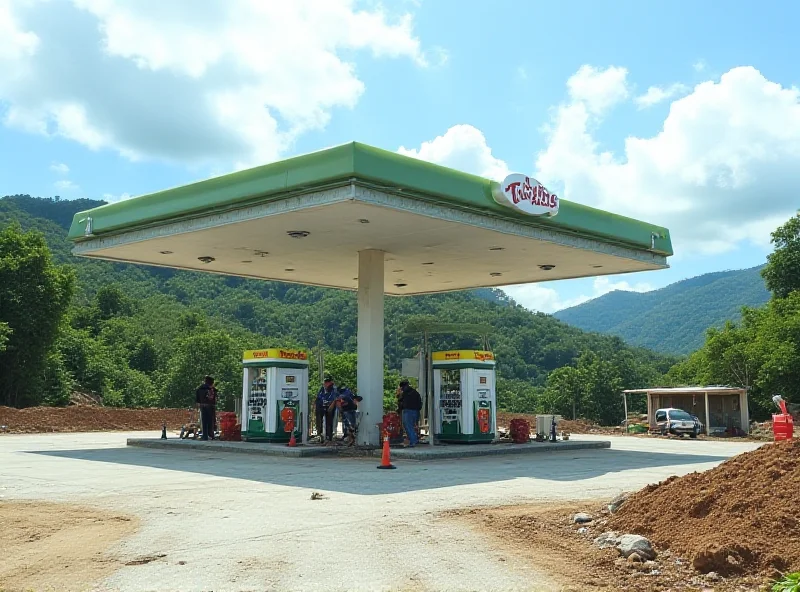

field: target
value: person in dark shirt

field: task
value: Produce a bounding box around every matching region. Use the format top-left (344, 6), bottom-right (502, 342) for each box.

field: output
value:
top-left (335, 385), bottom-right (361, 443)
top-left (195, 375), bottom-right (217, 441)
top-left (314, 375), bottom-right (338, 443)
top-left (397, 379), bottom-right (422, 447)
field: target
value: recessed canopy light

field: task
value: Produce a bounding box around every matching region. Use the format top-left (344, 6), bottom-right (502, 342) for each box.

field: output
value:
top-left (489, 272), bottom-right (502, 277)
top-left (358, 219), bottom-right (370, 224)
top-left (393, 269), bottom-right (404, 273)
top-left (592, 265), bottom-right (603, 268)
top-left (159, 250), bottom-right (173, 255)
top-left (241, 260), bottom-right (252, 263)
top-left (285, 268), bottom-right (295, 272)
top-left (394, 283), bottom-right (407, 288)
top-left (539, 264), bottom-right (555, 271)
top-left (353, 277), bottom-right (358, 281)
top-left (287, 231), bottom-right (310, 239)
top-left (198, 256), bottom-right (215, 264)
top-left (422, 262), bottom-right (434, 265)
top-left (255, 250), bottom-right (269, 257)
top-left (489, 247), bottom-right (505, 251)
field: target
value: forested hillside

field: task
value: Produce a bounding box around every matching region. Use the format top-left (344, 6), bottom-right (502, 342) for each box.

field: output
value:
top-left (0, 195), bottom-right (676, 424)
top-left (554, 266), bottom-right (771, 354)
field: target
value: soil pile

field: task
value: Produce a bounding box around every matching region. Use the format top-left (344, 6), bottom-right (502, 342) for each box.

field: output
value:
top-left (495, 411), bottom-right (615, 435)
top-left (608, 439), bottom-right (800, 577)
top-left (0, 406), bottom-right (193, 434)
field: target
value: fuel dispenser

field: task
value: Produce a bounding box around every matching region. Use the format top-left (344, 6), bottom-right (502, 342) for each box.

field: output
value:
top-left (241, 349), bottom-right (309, 443)
top-left (432, 350), bottom-right (496, 443)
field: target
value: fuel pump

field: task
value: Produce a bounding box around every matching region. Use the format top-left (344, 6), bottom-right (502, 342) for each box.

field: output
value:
top-left (241, 349), bottom-right (309, 443)
top-left (432, 350), bottom-right (496, 443)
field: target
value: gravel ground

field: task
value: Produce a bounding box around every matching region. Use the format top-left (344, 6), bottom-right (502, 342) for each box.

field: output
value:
top-left (0, 432), bottom-right (762, 592)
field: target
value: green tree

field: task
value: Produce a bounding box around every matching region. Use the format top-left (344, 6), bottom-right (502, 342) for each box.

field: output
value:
top-left (162, 330), bottom-right (243, 409)
top-left (322, 352), bottom-right (357, 391)
top-left (40, 351), bottom-right (74, 407)
top-left (95, 284), bottom-right (135, 319)
top-left (0, 321), bottom-right (10, 352)
top-left (762, 213), bottom-right (800, 298)
top-left (541, 366), bottom-right (584, 419)
top-left (0, 224), bottom-right (75, 406)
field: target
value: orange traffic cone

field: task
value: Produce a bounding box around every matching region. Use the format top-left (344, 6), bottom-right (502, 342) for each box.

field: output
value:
top-left (376, 432), bottom-right (396, 470)
top-left (287, 431), bottom-right (297, 447)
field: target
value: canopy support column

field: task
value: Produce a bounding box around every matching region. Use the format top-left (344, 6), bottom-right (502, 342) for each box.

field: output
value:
top-left (357, 249), bottom-right (385, 447)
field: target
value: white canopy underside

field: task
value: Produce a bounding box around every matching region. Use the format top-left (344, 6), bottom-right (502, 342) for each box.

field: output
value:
top-left (72, 186), bottom-right (667, 295)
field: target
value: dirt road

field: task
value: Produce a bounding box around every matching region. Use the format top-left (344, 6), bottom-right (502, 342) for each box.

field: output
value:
top-left (0, 501), bottom-right (138, 592)
top-left (0, 431), bottom-right (761, 591)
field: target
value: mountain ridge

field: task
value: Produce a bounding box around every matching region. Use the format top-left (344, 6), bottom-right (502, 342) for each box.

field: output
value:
top-left (554, 266), bottom-right (771, 354)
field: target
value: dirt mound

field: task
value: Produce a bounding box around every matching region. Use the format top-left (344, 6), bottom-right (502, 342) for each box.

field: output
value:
top-left (608, 439), bottom-right (800, 577)
top-left (0, 406), bottom-right (194, 434)
top-left (495, 412), bottom-right (614, 435)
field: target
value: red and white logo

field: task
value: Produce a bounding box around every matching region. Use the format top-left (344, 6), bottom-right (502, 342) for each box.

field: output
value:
top-left (493, 174), bottom-right (559, 217)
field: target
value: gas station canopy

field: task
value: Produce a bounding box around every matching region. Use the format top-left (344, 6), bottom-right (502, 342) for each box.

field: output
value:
top-left (67, 142), bottom-right (672, 295)
top-left (68, 141), bottom-right (673, 447)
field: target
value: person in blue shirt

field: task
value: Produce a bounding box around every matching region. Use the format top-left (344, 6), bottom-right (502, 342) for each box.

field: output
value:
top-left (315, 375), bottom-right (338, 443)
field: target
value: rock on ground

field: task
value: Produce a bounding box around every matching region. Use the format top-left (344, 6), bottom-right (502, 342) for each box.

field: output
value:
top-left (573, 512), bottom-right (593, 524)
top-left (593, 531), bottom-right (619, 549)
top-left (607, 492), bottom-right (630, 514)
top-left (616, 534), bottom-right (656, 560)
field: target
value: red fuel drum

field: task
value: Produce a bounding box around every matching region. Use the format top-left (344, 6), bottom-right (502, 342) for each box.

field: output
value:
top-left (773, 413), bottom-right (794, 441)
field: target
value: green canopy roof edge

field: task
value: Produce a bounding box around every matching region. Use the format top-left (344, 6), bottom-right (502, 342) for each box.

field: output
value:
top-left (67, 141), bottom-right (673, 256)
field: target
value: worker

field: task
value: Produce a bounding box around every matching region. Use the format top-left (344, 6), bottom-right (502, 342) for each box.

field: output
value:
top-left (336, 385), bottom-right (360, 443)
top-left (195, 375), bottom-right (217, 441)
top-left (315, 375), bottom-right (338, 443)
top-left (398, 379), bottom-right (423, 447)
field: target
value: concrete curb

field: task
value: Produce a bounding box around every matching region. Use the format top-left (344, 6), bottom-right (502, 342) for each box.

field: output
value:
top-left (126, 438), bottom-right (339, 457)
top-left (126, 437), bottom-right (611, 460)
top-left (382, 440), bottom-right (611, 460)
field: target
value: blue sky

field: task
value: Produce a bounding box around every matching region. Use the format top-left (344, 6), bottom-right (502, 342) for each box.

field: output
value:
top-left (1, 0), bottom-right (798, 312)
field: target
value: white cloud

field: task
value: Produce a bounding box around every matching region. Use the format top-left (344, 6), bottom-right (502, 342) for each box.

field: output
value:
top-left (566, 65), bottom-right (630, 116)
top-left (50, 162), bottom-right (70, 175)
top-left (0, 0), bottom-right (39, 61)
top-left (592, 276), bottom-right (653, 296)
top-left (501, 284), bottom-right (586, 314)
top-left (535, 65), bottom-right (800, 256)
top-left (54, 179), bottom-right (79, 192)
top-left (693, 60), bottom-right (707, 72)
top-left (634, 83), bottom-right (689, 109)
top-left (102, 192), bottom-right (132, 203)
top-left (397, 124), bottom-right (510, 181)
top-left (516, 66), bottom-right (528, 81)
top-left (404, 64), bottom-right (800, 308)
top-left (0, 0), bottom-right (430, 168)
top-left (503, 276), bottom-right (654, 314)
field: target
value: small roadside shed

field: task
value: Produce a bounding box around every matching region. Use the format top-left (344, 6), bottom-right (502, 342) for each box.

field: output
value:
top-left (623, 386), bottom-right (749, 435)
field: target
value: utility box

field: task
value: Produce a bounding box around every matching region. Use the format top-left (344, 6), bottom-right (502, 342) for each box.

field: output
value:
top-left (535, 414), bottom-right (562, 436)
top-left (241, 349), bottom-right (309, 443)
top-left (432, 350), bottom-right (496, 443)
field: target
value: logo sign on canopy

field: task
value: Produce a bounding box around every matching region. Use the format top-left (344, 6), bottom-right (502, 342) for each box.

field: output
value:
top-left (492, 174), bottom-right (559, 217)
